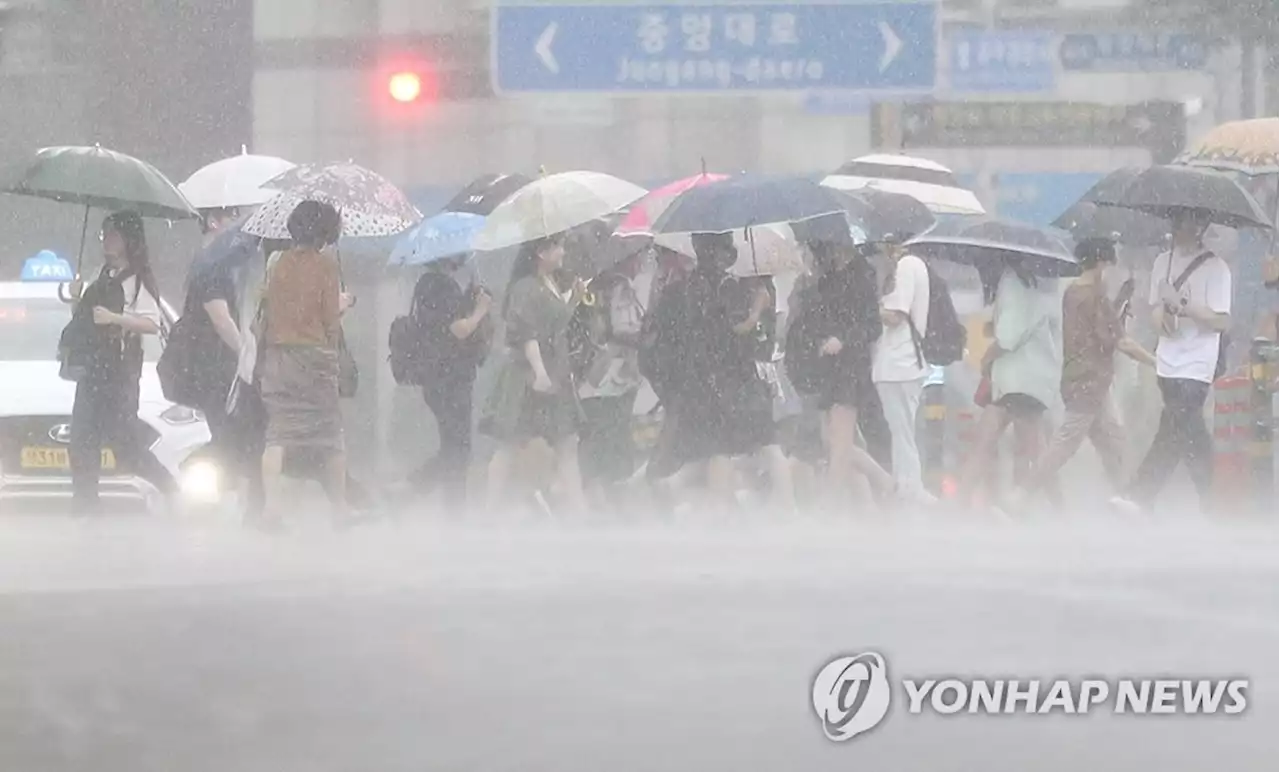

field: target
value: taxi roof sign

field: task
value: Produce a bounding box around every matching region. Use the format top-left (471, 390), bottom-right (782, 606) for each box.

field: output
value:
top-left (21, 250), bottom-right (75, 283)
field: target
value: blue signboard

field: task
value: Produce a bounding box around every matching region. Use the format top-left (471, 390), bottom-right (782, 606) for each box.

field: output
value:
top-left (994, 172), bottom-right (1103, 226)
top-left (492, 3), bottom-right (938, 93)
top-left (21, 250), bottom-right (75, 283)
top-left (947, 29), bottom-right (1056, 93)
top-left (1059, 32), bottom-right (1206, 72)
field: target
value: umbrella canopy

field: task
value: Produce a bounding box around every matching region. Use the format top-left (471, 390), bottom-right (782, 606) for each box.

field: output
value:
top-left (833, 188), bottom-right (935, 242)
top-left (906, 217), bottom-right (1080, 278)
top-left (1093, 164), bottom-right (1273, 230)
top-left (655, 223), bottom-right (806, 277)
top-left (442, 173), bottom-right (533, 215)
top-left (186, 216), bottom-right (261, 287)
top-left (616, 172), bottom-right (729, 234)
top-left (652, 175), bottom-right (846, 235)
top-left (1176, 118), bottom-right (1279, 176)
top-left (1052, 168), bottom-right (1170, 245)
top-left (179, 152), bottom-right (295, 210)
top-left (1, 145), bottom-right (198, 220)
top-left (242, 162), bottom-right (421, 239)
top-left (387, 211), bottom-right (486, 267)
top-left (472, 171), bottom-right (646, 252)
top-left (822, 154), bottom-right (986, 216)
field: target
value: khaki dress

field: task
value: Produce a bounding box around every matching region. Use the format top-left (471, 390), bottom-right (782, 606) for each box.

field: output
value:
top-left (481, 275), bottom-right (583, 444)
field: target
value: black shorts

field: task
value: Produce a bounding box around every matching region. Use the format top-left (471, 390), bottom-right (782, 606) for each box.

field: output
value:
top-left (995, 393), bottom-right (1047, 418)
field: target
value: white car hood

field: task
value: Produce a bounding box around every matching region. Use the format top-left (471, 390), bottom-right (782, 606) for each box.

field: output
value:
top-left (0, 361), bottom-right (171, 417)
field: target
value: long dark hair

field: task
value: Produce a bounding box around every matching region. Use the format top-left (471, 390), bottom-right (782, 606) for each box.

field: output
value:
top-left (978, 259), bottom-right (1037, 306)
top-left (103, 210), bottom-right (160, 306)
top-left (503, 236), bottom-right (558, 316)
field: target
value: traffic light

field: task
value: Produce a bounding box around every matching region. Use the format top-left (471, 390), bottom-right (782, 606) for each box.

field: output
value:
top-left (388, 71), bottom-right (423, 103)
top-left (374, 57), bottom-right (439, 121)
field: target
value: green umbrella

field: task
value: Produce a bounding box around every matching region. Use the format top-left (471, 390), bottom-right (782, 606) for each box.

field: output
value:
top-left (1, 145), bottom-right (199, 269)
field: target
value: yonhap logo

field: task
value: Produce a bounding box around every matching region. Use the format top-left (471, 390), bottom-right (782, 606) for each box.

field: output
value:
top-left (811, 651), bottom-right (1251, 742)
top-left (811, 652), bottom-right (892, 741)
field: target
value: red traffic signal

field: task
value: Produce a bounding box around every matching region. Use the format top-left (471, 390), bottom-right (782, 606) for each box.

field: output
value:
top-left (388, 71), bottom-right (423, 103)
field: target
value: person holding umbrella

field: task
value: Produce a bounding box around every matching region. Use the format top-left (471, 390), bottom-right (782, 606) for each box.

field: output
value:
top-left (961, 259), bottom-right (1064, 510)
top-left (404, 251), bottom-right (493, 511)
top-left (256, 200), bottom-right (353, 527)
top-left (1112, 211), bottom-right (1232, 514)
top-left (61, 211), bottom-right (175, 513)
top-left (481, 235), bottom-right (590, 515)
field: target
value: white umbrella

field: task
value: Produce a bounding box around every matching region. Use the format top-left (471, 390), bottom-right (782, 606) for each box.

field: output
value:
top-left (654, 223), bottom-right (807, 278)
top-left (179, 150), bottom-right (295, 210)
top-left (822, 154), bottom-right (986, 216)
top-left (473, 171), bottom-right (646, 251)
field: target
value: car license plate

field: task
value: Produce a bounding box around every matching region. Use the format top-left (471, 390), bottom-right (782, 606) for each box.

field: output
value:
top-left (20, 447), bottom-right (116, 470)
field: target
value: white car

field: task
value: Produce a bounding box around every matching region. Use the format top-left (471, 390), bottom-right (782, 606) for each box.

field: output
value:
top-left (0, 280), bottom-right (216, 512)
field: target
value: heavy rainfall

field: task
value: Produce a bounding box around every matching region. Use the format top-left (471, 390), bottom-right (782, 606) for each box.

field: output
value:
top-left (0, 0), bottom-right (1276, 770)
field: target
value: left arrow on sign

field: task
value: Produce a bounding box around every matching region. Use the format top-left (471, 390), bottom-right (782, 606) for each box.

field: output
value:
top-left (536, 23), bottom-right (559, 74)
top-left (878, 21), bottom-right (902, 73)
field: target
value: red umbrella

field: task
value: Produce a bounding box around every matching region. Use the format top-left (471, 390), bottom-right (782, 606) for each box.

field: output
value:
top-left (616, 172), bottom-right (728, 234)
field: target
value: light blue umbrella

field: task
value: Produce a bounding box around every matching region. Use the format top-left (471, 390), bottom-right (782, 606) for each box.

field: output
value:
top-left (388, 211), bottom-right (486, 267)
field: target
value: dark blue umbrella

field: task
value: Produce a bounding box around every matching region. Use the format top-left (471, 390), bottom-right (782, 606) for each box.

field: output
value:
top-left (186, 216), bottom-right (262, 288)
top-left (906, 217), bottom-right (1080, 278)
top-left (651, 175), bottom-right (846, 234)
top-left (443, 173), bottom-right (532, 215)
top-left (1094, 164), bottom-right (1274, 230)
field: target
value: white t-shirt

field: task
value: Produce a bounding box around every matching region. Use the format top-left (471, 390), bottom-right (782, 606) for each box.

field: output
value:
top-left (873, 253), bottom-right (930, 383)
top-left (1148, 245), bottom-right (1232, 384)
top-left (119, 275), bottom-right (162, 327)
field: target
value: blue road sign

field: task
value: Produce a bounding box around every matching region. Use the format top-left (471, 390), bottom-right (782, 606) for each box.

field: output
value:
top-left (21, 250), bottom-right (75, 283)
top-left (946, 29), bottom-right (1056, 93)
top-left (1059, 32), bottom-right (1206, 72)
top-left (492, 3), bottom-right (938, 93)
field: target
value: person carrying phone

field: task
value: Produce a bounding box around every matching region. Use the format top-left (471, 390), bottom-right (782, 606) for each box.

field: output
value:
top-left (1112, 212), bottom-right (1232, 514)
top-left (1006, 238), bottom-right (1155, 510)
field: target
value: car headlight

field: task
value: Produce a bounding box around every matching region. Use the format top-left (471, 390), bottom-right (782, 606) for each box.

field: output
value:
top-left (160, 405), bottom-right (203, 425)
top-left (179, 458), bottom-right (222, 503)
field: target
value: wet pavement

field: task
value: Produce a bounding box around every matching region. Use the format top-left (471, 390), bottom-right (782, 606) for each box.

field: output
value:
top-left (0, 514), bottom-right (1274, 771)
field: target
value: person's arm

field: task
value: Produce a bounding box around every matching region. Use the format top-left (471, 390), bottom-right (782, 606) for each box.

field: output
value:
top-left (449, 289), bottom-right (491, 340)
top-left (96, 281), bottom-right (161, 335)
top-left (732, 280), bottom-right (771, 335)
top-left (1118, 336), bottom-right (1156, 367)
top-left (204, 299), bottom-right (242, 351)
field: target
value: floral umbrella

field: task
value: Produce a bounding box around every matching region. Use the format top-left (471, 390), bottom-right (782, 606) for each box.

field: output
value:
top-left (242, 161), bottom-right (421, 239)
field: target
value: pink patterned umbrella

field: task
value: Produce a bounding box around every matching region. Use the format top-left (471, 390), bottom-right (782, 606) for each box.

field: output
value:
top-left (616, 172), bottom-right (728, 234)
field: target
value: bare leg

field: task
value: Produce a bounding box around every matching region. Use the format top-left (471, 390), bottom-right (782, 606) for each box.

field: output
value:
top-left (706, 454), bottom-right (735, 508)
top-left (1010, 414), bottom-right (1045, 491)
top-left (827, 404), bottom-right (896, 503)
top-left (259, 444), bottom-right (285, 524)
top-left (760, 444), bottom-right (796, 514)
top-left (554, 434), bottom-right (588, 515)
top-left (323, 449), bottom-right (349, 522)
top-left (961, 405), bottom-right (1010, 509)
top-left (485, 445), bottom-right (514, 513)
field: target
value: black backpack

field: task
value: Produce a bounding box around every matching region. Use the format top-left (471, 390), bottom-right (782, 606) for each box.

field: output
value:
top-left (911, 262), bottom-right (966, 367)
top-left (388, 308), bottom-right (428, 386)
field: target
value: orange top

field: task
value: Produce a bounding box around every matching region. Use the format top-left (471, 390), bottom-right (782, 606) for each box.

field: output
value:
top-left (264, 247), bottom-right (341, 349)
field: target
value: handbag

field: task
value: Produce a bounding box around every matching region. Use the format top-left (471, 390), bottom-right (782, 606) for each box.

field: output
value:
top-left (157, 315), bottom-right (202, 406)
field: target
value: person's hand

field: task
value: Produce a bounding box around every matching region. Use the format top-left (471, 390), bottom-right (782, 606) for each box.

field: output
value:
top-left (981, 345), bottom-right (1000, 370)
top-left (531, 372), bottom-right (556, 394)
top-left (92, 306), bottom-right (118, 326)
top-left (339, 292), bottom-right (355, 313)
top-left (820, 337), bottom-right (843, 356)
top-left (68, 276), bottom-right (84, 301)
top-left (474, 287), bottom-right (492, 312)
top-left (570, 277), bottom-right (589, 305)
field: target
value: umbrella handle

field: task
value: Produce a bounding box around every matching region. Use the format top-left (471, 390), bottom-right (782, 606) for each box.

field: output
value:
top-left (76, 204), bottom-right (90, 272)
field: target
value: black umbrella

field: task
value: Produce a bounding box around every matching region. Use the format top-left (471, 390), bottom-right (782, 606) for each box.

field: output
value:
top-left (443, 173), bottom-right (533, 215)
top-left (1052, 168), bottom-right (1169, 245)
top-left (906, 217), bottom-right (1080, 278)
top-left (652, 175), bottom-right (845, 234)
top-left (1094, 165), bottom-right (1273, 230)
top-left (833, 188), bottom-right (935, 241)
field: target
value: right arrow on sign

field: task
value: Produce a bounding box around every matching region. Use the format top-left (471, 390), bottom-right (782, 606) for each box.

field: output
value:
top-left (878, 21), bottom-right (902, 73)
top-left (535, 22), bottom-right (559, 74)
